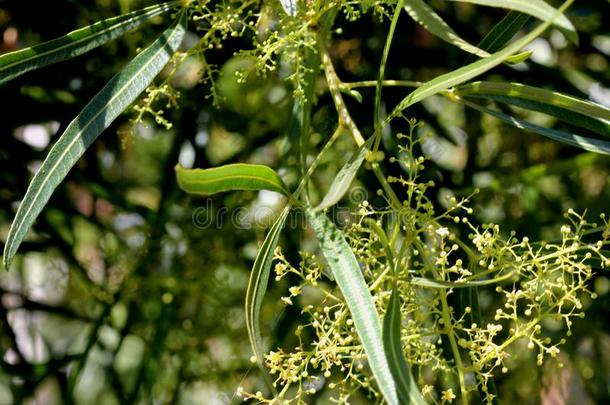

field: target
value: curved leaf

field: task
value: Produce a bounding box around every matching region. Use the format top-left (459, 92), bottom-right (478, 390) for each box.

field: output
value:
top-left (383, 287), bottom-right (426, 405)
top-left (3, 12), bottom-right (187, 269)
top-left (305, 208), bottom-right (398, 405)
top-left (316, 136), bottom-right (374, 211)
top-left (454, 81), bottom-right (610, 138)
top-left (385, 0), bottom-right (574, 123)
top-left (0, 2), bottom-right (177, 84)
top-left (451, 0), bottom-right (577, 44)
top-left (245, 206), bottom-right (290, 390)
top-left (460, 98), bottom-right (610, 155)
top-left (176, 164), bottom-right (290, 197)
top-left (404, 0), bottom-right (489, 58)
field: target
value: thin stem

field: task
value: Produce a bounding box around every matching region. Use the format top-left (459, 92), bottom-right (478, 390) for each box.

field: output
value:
top-left (294, 125), bottom-right (345, 197)
top-left (341, 80), bottom-right (422, 90)
top-left (319, 38), bottom-right (365, 147)
top-left (374, 0), bottom-right (405, 133)
top-left (440, 293), bottom-right (469, 405)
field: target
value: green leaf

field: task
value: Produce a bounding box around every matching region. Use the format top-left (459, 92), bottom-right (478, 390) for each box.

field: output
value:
top-left (384, 0), bottom-right (573, 123)
top-left (383, 287), bottom-right (426, 405)
top-left (245, 206), bottom-right (290, 390)
top-left (3, 12), bottom-right (187, 269)
top-left (315, 136), bottom-right (374, 211)
top-left (176, 164), bottom-right (290, 197)
top-left (459, 98), bottom-right (610, 155)
top-left (453, 81), bottom-right (610, 138)
top-left (474, 11), bottom-right (530, 53)
top-left (305, 208), bottom-right (398, 405)
top-left (451, 0), bottom-right (577, 44)
top-left (0, 2), bottom-right (177, 84)
top-left (404, 0), bottom-right (489, 58)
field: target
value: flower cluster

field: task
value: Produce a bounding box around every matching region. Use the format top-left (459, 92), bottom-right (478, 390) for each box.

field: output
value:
top-left (241, 126), bottom-right (608, 404)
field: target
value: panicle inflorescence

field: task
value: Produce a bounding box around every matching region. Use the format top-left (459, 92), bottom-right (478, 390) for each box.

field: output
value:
top-left (242, 120), bottom-right (608, 403)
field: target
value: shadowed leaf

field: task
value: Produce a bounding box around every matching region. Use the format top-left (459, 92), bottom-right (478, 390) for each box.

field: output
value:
top-left (0, 2), bottom-right (177, 84)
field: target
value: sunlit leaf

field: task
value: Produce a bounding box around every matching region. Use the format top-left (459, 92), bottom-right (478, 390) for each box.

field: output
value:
top-left (245, 206), bottom-right (290, 391)
top-left (0, 2), bottom-right (177, 84)
top-left (305, 208), bottom-right (398, 405)
top-left (176, 164), bottom-right (290, 197)
top-left (451, 0), bottom-right (577, 44)
top-left (404, 0), bottom-right (489, 58)
top-left (3, 12), bottom-right (187, 269)
top-left (316, 136), bottom-right (374, 211)
top-left (384, 0), bottom-right (573, 123)
top-left (383, 287), bottom-right (426, 404)
top-left (454, 81), bottom-right (610, 138)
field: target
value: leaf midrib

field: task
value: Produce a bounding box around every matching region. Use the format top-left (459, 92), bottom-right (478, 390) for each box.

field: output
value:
top-left (6, 24), bottom-right (181, 257)
top-left (0, 4), bottom-right (172, 72)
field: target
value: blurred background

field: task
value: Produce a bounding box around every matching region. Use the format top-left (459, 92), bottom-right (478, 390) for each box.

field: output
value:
top-left (0, 0), bottom-right (609, 403)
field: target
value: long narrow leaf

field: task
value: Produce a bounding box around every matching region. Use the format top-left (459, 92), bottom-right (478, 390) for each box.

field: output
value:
top-left (451, 0), bottom-right (577, 44)
top-left (176, 164), bottom-right (290, 196)
top-left (305, 208), bottom-right (398, 405)
top-left (474, 11), bottom-right (530, 53)
top-left (384, 0), bottom-right (573, 123)
top-left (316, 136), bottom-right (374, 211)
top-left (245, 206), bottom-right (290, 390)
top-left (459, 99), bottom-right (610, 155)
top-left (454, 81), bottom-right (610, 138)
top-left (383, 287), bottom-right (426, 404)
top-left (404, 0), bottom-right (489, 58)
top-left (3, 12), bottom-right (187, 269)
top-left (0, 2), bottom-right (177, 84)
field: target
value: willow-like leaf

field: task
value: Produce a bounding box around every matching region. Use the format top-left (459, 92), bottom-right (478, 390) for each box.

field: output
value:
top-left (0, 2), bottom-right (177, 84)
top-left (316, 136), bottom-right (374, 211)
top-left (305, 208), bottom-right (398, 405)
top-left (176, 164), bottom-right (290, 197)
top-left (383, 288), bottom-right (425, 404)
top-left (451, 0), bottom-right (577, 44)
top-left (460, 99), bottom-right (610, 155)
top-left (3, 12), bottom-right (187, 269)
top-left (454, 81), bottom-right (610, 138)
top-left (475, 11), bottom-right (530, 53)
top-left (384, 0), bottom-right (573, 123)
top-left (245, 206), bottom-right (290, 390)
top-left (404, 0), bottom-right (489, 58)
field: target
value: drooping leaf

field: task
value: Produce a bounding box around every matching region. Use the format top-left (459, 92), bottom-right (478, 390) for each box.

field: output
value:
top-left (453, 81), bottom-right (610, 138)
top-left (245, 206), bottom-right (290, 390)
top-left (0, 2), bottom-right (177, 84)
top-left (176, 164), bottom-right (290, 197)
top-left (383, 287), bottom-right (426, 405)
top-left (459, 99), bottom-right (610, 155)
top-left (316, 136), bottom-right (374, 211)
top-left (305, 208), bottom-right (398, 405)
top-left (3, 12), bottom-right (187, 269)
top-left (384, 0), bottom-right (573, 123)
top-left (404, 0), bottom-right (489, 58)
top-left (451, 0), bottom-right (577, 44)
